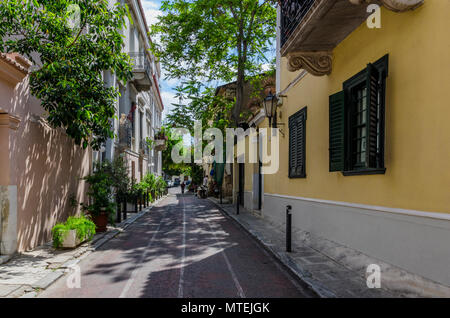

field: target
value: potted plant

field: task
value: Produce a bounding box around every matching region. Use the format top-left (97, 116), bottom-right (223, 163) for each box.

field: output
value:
top-left (52, 215), bottom-right (96, 248)
top-left (82, 162), bottom-right (115, 232)
top-left (154, 129), bottom-right (168, 151)
top-left (155, 176), bottom-right (167, 199)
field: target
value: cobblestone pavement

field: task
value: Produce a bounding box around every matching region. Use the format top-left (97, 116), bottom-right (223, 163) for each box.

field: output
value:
top-left (38, 190), bottom-right (316, 298)
top-left (0, 204), bottom-right (157, 298)
top-left (209, 199), bottom-right (396, 298)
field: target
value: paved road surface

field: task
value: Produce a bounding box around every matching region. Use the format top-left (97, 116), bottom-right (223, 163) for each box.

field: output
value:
top-left (39, 188), bottom-right (315, 298)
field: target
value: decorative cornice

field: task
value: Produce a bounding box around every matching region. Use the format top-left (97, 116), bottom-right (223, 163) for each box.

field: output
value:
top-left (0, 53), bottom-right (29, 74)
top-left (286, 51), bottom-right (333, 76)
top-left (0, 113), bottom-right (21, 130)
top-left (348, 0), bottom-right (424, 12)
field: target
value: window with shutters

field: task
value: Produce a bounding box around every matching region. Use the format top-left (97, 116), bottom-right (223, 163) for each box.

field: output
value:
top-left (329, 55), bottom-right (388, 176)
top-left (351, 84), bottom-right (368, 168)
top-left (289, 107), bottom-right (307, 178)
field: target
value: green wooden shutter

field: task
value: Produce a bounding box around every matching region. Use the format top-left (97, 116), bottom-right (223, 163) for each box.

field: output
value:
top-left (365, 63), bottom-right (380, 168)
top-left (289, 107), bottom-right (307, 178)
top-left (329, 91), bottom-right (346, 172)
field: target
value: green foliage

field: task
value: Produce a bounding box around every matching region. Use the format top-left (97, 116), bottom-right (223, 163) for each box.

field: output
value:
top-left (191, 164), bottom-right (204, 186)
top-left (82, 161), bottom-right (115, 217)
top-left (155, 176), bottom-right (167, 195)
top-left (146, 137), bottom-right (155, 150)
top-left (0, 0), bottom-right (133, 149)
top-left (109, 156), bottom-right (131, 199)
top-left (133, 173), bottom-right (167, 202)
top-left (52, 215), bottom-right (96, 248)
top-left (155, 127), bottom-right (168, 140)
top-left (151, 0), bottom-right (277, 127)
top-left (162, 126), bottom-right (191, 177)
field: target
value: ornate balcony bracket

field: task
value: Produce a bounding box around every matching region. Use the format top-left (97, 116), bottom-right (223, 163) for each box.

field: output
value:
top-left (287, 51), bottom-right (333, 76)
top-left (348, 0), bottom-right (424, 12)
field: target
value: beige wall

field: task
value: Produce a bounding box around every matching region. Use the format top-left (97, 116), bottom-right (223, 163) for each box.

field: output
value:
top-left (1, 73), bottom-right (91, 252)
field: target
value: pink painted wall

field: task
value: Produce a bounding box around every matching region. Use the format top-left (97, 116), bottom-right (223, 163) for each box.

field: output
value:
top-left (1, 71), bottom-right (92, 252)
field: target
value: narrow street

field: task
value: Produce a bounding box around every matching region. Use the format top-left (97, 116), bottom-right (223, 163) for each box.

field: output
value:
top-left (38, 188), bottom-right (315, 298)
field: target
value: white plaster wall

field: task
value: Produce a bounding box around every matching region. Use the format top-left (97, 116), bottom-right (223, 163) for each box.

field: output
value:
top-left (1, 186), bottom-right (18, 255)
top-left (244, 191), bottom-right (253, 211)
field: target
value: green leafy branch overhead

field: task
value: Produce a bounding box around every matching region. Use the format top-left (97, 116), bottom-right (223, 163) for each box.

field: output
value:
top-left (150, 0), bottom-right (277, 127)
top-left (0, 0), bottom-right (133, 149)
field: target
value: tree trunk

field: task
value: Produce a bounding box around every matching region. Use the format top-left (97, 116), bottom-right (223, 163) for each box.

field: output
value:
top-left (234, 66), bottom-right (245, 127)
top-left (234, 23), bottom-right (246, 127)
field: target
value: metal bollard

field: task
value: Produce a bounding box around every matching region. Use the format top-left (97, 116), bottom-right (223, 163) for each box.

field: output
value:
top-left (123, 195), bottom-right (127, 221)
top-left (135, 196), bottom-right (138, 213)
top-left (144, 192), bottom-right (147, 208)
top-left (286, 205), bottom-right (292, 253)
top-left (236, 192), bottom-right (240, 215)
top-left (116, 196), bottom-right (122, 223)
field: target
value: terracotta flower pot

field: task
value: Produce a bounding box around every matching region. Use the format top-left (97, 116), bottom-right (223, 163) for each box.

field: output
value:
top-left (91, 210), bottom-right (108, 233)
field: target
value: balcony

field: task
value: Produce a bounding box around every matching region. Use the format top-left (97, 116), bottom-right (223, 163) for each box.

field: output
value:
top-left (118, 122), bottom-right (133, 149)
top-left (281, 0), bottom-right (424, 75)
top-left (280, 0), bottom-right (315, 49)
top-left (140, 138), bottom-right (150, 156)
top-left (129, 52), bottom-right (152, 92)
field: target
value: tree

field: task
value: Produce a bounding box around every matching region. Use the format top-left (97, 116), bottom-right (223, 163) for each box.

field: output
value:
top-left (161, 126), bottom-right (191, 177)
top-left (0, 0), bottom-right (133, 149)
top-left (151, 0), bottom-right (277, 127)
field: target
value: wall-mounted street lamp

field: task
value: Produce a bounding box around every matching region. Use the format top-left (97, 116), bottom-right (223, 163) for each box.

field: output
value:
top-left (263, 91), bottom-right (286, 136)
top-left (263, 91), bottom-right (278, 128)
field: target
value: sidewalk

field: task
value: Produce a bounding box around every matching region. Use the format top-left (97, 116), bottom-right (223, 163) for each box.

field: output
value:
top-left (0, 197), bottom-right (165, 298)
top-left (208, 198), bottom-right (396, 298)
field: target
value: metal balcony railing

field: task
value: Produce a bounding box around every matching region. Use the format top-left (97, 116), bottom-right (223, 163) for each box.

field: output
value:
top-left (129, 52), bottom-right (152, 79)
top-left (140, 138), bottom-right (150, 156)
top-left (119, 124), bottom-right (133, 149)
top-left (281, 0), bottom-right (315, 48)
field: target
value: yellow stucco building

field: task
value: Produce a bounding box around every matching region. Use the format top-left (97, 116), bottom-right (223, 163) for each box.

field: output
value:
top-left (235, 0), bottom-right (450, 289)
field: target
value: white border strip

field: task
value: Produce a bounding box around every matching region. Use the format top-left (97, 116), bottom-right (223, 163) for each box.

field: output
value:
top-left (264, 193), bottom-right (450, 221)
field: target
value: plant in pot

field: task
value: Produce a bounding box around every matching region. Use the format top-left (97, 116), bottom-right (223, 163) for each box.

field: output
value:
top-left (154, 129), bottom-right (168, 151)
top-left (143, 173), bottom-right (156, 202)
top-left (52, 215), bottom-right (96, 248)
top-left (155, 176), bottom-right (167, 199)
top-left (110, 156), bottom-right (131, 218)
top-left (82, 162), bottom-right (115, 232)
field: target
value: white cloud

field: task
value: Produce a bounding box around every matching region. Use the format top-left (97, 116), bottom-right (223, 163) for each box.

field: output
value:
top-left (161, 91), bottom-right (179, 119)
top-left (161, 90), bottom-right (193, 121)
top-left (261, 63), bottom-right (274, 72)
top-left (142, 1), bottom-right (159, 9)
top-left (142, 0), bottom-right (162, 27)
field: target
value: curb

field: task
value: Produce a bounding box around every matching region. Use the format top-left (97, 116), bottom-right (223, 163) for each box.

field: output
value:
top-left (20, 195), bottom-right (168, 298)
top-left (208, 198), bottom-right (336, 298)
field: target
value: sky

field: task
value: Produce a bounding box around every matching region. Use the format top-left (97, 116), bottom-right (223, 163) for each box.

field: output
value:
top-left (141, 0), bottom-right (179, 121)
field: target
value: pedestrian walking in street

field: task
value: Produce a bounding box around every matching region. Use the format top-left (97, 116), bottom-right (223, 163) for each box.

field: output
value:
top-left (181, 181), bottom-right (186, 194)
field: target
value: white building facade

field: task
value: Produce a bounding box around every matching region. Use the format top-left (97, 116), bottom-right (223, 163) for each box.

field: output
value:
top-left (95, 0), bottom-right (164, 182)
